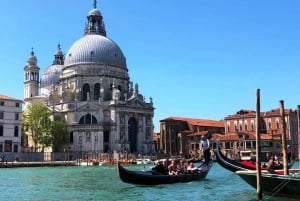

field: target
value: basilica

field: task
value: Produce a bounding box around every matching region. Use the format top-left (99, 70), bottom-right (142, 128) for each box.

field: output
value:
top-left (23, 1), bottom-right (155, 154)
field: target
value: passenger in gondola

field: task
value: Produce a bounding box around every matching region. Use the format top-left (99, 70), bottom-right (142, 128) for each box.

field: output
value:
top-left (287, 144), bottom-right (292, 163)
top-left (176, 160), bottom-right (187, 174)
top-left (163, 160), bottom-right (170, 174)
top-left (267, 156), bottom-right (276, 173)
top-left (187, 161), bottom-right (198, 173)
top-left (273, 156), bottom-right (282, 169)
top-left (168, 160), bottom-right (177, 175)
top-left (152, 161), bottom-right (166, 175)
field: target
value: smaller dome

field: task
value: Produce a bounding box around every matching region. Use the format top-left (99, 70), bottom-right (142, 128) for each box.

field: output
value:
top-left (40, 64), bottom-right (63, 88)
top-left (88, 8), bottom-right (101, 16)
top-left (27, 50), bottom-right (37, 66)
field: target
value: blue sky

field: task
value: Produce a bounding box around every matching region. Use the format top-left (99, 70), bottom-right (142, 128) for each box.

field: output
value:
top-left (1, 0), bottom-right (300, 132)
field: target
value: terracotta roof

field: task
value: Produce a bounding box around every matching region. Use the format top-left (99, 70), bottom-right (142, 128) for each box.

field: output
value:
top-left (160, 116), bottom-right (224, 128)
top-left (225, 108), bottom-right (295, 119)
top-left (187, 131), bottom-right (208, 136)
top-left (0, 94), bottom-right (21, 101)
top-left (263, 108), bottom-right (295, 116)
top-left (225, 109), bottom-right (256, 119)
top-left (152, 132), bottom-right (160, 141)
top-left (211, 133), bottom-right (240, 141)
top-left (211, 132), bottom-right (281, 141)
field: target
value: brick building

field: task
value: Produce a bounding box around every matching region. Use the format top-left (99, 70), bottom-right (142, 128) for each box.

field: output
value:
top-left (211, 109), bottom-right (299, 161)
top-left (158, 117), bottom-right (224, 157)
top-left (156, 107), bottom-right (299, 161)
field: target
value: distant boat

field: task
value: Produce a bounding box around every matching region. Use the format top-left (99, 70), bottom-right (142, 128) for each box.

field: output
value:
top-left (117, 160), bottom-right (213, 185)
top-left (236, 170), bottom-right (300, 199)
top-left (77, 159), bottom-right (108, 166)
top-left (215, 145), bottom-right (293, 172)
top-left (135, 158), bottom-right (152, 165)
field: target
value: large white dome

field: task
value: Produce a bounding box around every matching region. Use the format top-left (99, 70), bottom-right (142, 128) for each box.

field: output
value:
top-left (64, 35), bottom-right (127, 69)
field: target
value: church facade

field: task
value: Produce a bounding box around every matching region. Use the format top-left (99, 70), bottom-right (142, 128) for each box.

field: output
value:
top-left (23, 2), bottom-right (155, 155)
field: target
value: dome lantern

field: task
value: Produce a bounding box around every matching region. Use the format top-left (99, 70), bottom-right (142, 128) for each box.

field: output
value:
top-left (64, 1), bottom-right (127, 69)
top-left (53, 43), bottom-right (64, 65)
top-left (27, 48), bottom-right (37, 66)
top-left (84, 0), bottom-right (106, 36)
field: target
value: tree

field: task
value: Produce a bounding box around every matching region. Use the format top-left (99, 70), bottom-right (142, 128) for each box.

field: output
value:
top-left (22, 103), bottom-right (52, 152)
top-left (50, 120), bottom-right (69, 152)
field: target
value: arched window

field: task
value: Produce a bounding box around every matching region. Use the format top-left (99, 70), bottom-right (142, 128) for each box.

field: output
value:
top-left (128, 117), bottom-right (138, 153)
top-left (0, 125), bottom-right (3, 136)
top-left (82, 83), bottom-right (90, 101)
top-left (94, 83), bottom-right (100, 100)
top-left (14, 126), bottom-right (18, 137)
top-left (31, 72), bottom-right (34, 80)
top-left (69, 131), bottom-right (73, 143)
top-left (234, 123), bottom-right (238, 131)
top-left (118, 85), bottom-right (123, 100)
top-left (118, 85), bottom-right (122, 92)
top-left (103, 130), bottom-right (110, 152)
top-left (79, 114), bottom-right (97, 124)
top-left (276, 121), bottom-right (280, 129)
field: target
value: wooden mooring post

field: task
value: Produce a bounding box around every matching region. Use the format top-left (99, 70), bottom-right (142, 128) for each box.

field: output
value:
top-left (255, 89), bottom-right (262, 200)
top-left (279, 100), bottom-right (289, 175)
top-left (297, 105), bottom-right (300, 161)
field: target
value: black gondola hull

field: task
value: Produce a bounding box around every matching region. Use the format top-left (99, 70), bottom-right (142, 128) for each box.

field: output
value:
top-left (215, 145), bottom-right (249, 172)
top-left (236, 170), bottom-right (300, 199)
top-left (215, 145), bottom-right (293, 173)
top-left (117, 161), bottom-right (213, 185)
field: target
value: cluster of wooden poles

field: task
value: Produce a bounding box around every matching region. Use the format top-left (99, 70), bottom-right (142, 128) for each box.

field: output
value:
top-left (255, 89), bottom-right (292, 200)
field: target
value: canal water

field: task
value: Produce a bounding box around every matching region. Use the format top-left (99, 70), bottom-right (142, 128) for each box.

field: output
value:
top-left (0, 162), bottom-right (298, 201)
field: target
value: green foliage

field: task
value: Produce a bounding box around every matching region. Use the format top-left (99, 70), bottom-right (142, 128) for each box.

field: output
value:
top-left (22, 103), bottom-right (52, 152)
top-left (23, 103), bottom-right (70, 152)
top-left (50, 120), bottom-right (69, 152)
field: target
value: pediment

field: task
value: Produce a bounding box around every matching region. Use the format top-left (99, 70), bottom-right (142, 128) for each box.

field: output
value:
top-left (76, 102), bottom-right (100, 112)
top-left (127, 98), bottom-right (148, 108)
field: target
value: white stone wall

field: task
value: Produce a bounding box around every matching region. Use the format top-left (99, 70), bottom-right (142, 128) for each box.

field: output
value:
top-left (0, 97), bottom-right (22, 153)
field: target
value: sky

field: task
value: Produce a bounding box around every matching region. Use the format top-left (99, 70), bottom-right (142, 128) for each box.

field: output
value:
top-left (0, 0), bottom-right (300, 132)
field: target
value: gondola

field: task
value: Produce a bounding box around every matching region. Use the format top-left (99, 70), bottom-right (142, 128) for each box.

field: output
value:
top-left (236, 170), bottom-right (300, 199)
top-left (215, 145), bottom-right (249, 172)
top-left (117, 160), bottom-right (213, 185)
top-left (215, 145), bottom-right (292, 172)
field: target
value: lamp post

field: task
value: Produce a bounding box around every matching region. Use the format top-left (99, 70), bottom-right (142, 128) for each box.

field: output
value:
top-left (64, 148), bottom-right (66, 165)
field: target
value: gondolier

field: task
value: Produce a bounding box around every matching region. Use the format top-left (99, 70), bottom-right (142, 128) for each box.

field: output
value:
top-left (200, 135), bottom-right (210, 165)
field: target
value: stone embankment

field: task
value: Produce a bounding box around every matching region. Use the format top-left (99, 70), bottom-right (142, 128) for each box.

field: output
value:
top-left (0, 161), bottom-right (77, 168)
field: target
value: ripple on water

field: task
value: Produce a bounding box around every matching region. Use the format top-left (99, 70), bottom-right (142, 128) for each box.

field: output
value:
top-left (0, 163), bottom-right (298, 201)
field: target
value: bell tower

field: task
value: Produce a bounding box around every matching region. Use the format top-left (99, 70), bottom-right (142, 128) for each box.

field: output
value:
top-left (24, 49), bottom-right (40, 101)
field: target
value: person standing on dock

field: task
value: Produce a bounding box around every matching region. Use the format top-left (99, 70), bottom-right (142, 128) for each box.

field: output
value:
top-left (200, 135), bottom-right (210, 165)
top-left (287, 144), bottom-right (291, 163)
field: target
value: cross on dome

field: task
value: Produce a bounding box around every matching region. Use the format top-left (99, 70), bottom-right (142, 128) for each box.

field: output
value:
top-left (31, 47), bottom-right (34, 55)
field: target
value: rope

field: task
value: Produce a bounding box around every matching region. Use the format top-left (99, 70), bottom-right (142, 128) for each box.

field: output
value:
top-left (271, 175), bottom-right (292, 196)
